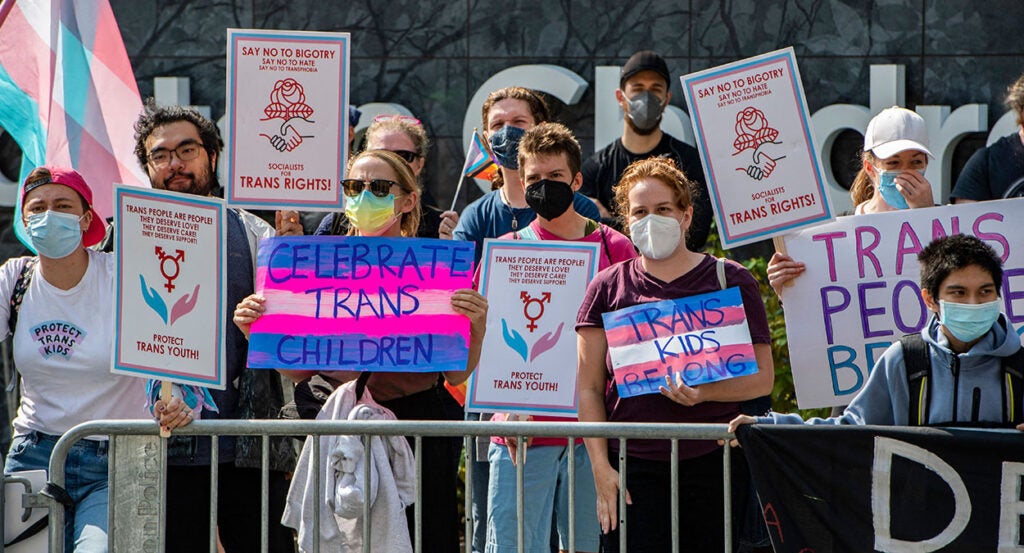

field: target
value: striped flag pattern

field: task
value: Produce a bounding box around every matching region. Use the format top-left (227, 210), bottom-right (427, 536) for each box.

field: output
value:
top-left (462, 129), bottom-right (497, 181)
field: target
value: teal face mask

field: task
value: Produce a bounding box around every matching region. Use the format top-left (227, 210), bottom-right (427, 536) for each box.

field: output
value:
top-left (26, 210), bottom-right (84, 259)
top-left (344, 190), bottom-right (398, 235)
top-left (938, 299), bottom-right (1001, 343)
top-left (877, 171), bottom-right (909, 210)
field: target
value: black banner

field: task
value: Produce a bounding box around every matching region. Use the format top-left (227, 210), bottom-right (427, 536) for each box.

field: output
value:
top-left (736, 425), bottom-right (1024, 552)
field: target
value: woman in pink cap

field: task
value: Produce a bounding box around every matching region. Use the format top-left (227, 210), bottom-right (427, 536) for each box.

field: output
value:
top-left (2, 166), bottom-right (190, 552)
top-left (767, 106), bottom-right (937, 295)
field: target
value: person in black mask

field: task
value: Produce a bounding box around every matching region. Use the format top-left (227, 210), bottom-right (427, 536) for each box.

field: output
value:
top-left (484, 122), bottom-right (637, 553)
top-left (580, 50), bottom-right (713, 251)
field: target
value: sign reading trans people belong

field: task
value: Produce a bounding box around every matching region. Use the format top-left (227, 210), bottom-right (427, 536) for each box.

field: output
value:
top-left (113, 185), bottom-right (227, 389)
top-left (681, 47), bottom-right (832, 248)
top-left (781, 200), bottom-right (1024, 409)
top-left (602, 287), bottom-right (758, 398)
top-left (226, 29), bottom-right (350, 211)
top-left (248, 236), bottom-right (475, 372)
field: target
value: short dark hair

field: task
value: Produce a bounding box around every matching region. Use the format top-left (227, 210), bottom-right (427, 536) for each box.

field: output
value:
top-left (133, 99), bottom-right (223, 171)
top-left (517, 122), bottom-right (582, 177)
top-left (918, 234), bottom-right (1003, 299)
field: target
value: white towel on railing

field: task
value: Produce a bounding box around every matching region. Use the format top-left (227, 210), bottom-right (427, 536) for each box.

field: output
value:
top-left (283, 380), bottom-right (415, 553)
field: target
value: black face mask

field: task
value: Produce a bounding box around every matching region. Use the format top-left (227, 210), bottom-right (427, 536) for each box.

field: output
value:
top-left (525, 179), bottom-right (575, 221)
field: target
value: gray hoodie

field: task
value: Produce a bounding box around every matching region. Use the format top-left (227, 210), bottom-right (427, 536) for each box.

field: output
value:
top-left (762, 314), bottom-right (1021, 426)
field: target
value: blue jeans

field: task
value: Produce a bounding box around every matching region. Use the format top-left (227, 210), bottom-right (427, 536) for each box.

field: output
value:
top-left (6, 431), bottom-right (109, 553)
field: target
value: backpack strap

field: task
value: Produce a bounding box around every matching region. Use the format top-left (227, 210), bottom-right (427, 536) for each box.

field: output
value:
top-left (900, 334), bottom-right (932, 426)
top-left (9, 257), bottom-right (38, 337)
top-left (1001, 346), bottom-right (1024, 424)
top-left (514, 224), bottom-right (539, 241)
top-left (715, 257), bottom-right (726, 290)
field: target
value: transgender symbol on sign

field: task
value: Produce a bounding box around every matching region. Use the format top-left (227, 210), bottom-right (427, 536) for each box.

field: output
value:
top-left (139, 246), bottom-right (200, 326)
top-left (732, 106), bottom-right (786, 181)
top-left (499, 291), bottom-right (564, 362)
top-left (259, 78), bottom-right (316, 152)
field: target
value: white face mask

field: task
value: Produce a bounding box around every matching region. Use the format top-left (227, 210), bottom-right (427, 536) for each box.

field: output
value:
top-left (629, 214), bottom-right (681, 260)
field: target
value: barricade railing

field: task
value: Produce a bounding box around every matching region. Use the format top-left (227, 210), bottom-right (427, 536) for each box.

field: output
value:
top-left (36, 419), bottom-right (736, 553)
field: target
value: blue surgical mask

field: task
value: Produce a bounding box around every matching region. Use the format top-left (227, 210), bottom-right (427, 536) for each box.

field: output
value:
top-left (488, 125), bottom-right (526, 169)
top-left (938, 299), bottom-right (1001, 343)
top-left (877, 171), bottom-right (909, 210)
top-left (26, 210), bottom-right (84, 259)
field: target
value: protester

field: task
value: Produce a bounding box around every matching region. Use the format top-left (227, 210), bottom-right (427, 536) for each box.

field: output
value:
top-left (575, 157), bottom-right (773, 552)
top-left (580, 50), bottom-right (712, 251)
top-left (234, 149), bottom-right (488, 553)
top-left (1, 166), bottom-right (190, 552)
top-left (484, 123), bottom-right (636, 553)
top-left (132, 102), bottom-right (302, 553)
top-left (443, 86), bottom-right (600, 262)
top-left (730, 234), bottom-right (1024, 430)
top-left (951, 73), bottom-right (1024, 201)
top-left (767, 105), bottom-right (937, 297)
top-left (319, 113), bottom-right (446, 238)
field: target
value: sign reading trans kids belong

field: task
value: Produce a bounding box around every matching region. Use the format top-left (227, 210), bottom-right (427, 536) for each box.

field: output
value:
top-left (603, 287), bottom-right (759, 399)
top-left (781, 200), bottom-right (1024, 409)
top-left (113, 185), bottom-right (227, 389)
top-left (681, 47), bottom-right (832, 248)
top-left (247, 236), bottom-right (475, 372)
top-left (226, 29), bottom-right (350, 211)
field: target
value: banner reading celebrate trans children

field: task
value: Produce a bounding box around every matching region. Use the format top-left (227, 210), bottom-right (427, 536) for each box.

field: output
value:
top-left (468, 239), bottom-right (600, 416)
top-left (113, 185), bottom-right (227, 389)
top-left (247, 236), bottom-right (475, 372)
top-left (782, 199), bottom-right (1024, 409)
top-left (602, 287), bottom-right (758, 399)
top-left (736, 425), bottom-right (1024, 553)
top-left (681, 47), bottom-right (832, 248)
top-left (226, 28), bottom-right (350, 211)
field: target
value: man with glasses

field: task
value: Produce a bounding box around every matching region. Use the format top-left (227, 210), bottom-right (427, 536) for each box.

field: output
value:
top-left (132, 101), bottom-right (302, 553)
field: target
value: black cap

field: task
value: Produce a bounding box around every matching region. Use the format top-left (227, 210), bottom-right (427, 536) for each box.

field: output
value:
top-left (620, 50), bottom-right (670, 88)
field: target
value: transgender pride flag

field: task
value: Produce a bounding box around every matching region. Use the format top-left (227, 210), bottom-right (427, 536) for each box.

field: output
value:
top-left (602, 286), bottom-right (759, 399)
top-left (0, 0), bottom-right (147, 247)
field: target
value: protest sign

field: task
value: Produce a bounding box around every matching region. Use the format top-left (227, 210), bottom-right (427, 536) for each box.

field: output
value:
top-left (602, 287), bottom-right (758, 399)
top-left (737, 425), bottom-right (1024, 553)
top-left (247, 236), bottom-right (475, 372)
top-left (781, 199), bottom-right (1024, 409)
top-left (467, 239), bottom-right (599, 416)
top-left (681, 47), bottom-right (832, 248)
top-left (225, 29), bottom-right (350, 210)
top-left (113, 185), bottom-right (227, 388)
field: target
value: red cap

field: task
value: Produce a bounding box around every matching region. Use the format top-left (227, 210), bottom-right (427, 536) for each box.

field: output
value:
top-left (22, 166), bottom-right (107, 247)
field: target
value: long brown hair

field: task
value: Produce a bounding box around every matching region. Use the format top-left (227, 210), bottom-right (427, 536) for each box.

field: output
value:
top-left (848, 150), bottom-right (879, 206)
top-left (481, 87), bottom-right (551, 190)
top-left (345, 150), bottom-right (421, 237)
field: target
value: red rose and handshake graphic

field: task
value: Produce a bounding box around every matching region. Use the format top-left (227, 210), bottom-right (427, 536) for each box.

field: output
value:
top-left (259, 78), bottom-right (315, 152)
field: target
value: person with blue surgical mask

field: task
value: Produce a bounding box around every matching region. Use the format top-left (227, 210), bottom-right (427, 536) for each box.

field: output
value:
top-left (4, 166), bottom-right (191, 553)
top-left (766, 106), bottom-right (937, 297)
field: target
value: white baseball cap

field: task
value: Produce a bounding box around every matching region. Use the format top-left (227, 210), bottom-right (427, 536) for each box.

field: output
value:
top-left (863, 106), bottom-right (934, 159)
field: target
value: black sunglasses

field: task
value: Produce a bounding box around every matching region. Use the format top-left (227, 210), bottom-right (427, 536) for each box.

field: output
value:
top-left (342, 178), bottom-right (398, 198)
top-left (381, 149), bottom-right (420, 164)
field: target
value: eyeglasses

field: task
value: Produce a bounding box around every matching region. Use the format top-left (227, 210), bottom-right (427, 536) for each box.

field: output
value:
top-left (342, 178), bottom-right (399, 198)
top-left (378, 149), bottom-right (420, 164)
top-left (148, 142), bottom-right (204, 167)
top-left (373, 114), bottom-right (422, 126)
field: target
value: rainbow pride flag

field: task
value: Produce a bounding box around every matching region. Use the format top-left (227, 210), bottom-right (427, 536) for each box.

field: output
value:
top-left (602, 286), bottom-right (758, 398)
top-left (462, 129), bottom-right (497, 181)
top-left (247, 235), bottom-right (476, 373)
top-left (0, 0), bottom-right (147, 247)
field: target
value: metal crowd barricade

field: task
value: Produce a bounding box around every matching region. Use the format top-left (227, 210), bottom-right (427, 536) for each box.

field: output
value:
top-left (38, 419), bottom-right (736, 553)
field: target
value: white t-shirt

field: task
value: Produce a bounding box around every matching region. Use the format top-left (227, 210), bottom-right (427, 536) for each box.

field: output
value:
top-left (0, 251), bottom-right (148, 436)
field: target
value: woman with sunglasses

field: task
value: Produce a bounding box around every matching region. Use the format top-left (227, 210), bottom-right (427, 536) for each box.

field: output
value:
top-left (235, 149), bottom-right (487, 552)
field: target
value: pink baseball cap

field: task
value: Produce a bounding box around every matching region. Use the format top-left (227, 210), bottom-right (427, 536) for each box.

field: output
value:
top-left (863, 106), bottom-right (934, 159)
top-left (21, 166), bottom-right (107, 247)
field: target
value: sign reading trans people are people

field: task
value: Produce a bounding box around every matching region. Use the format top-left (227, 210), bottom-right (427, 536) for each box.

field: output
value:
top-left (247, 236), bottom-right (475, 372)
top-left (781, 199), bottom-right (1024, 409)
top-left (468, 239), bottom-right (599, 416)
top-left (602, 287), bottom-right (759, 398)
top-left (113, 184), bottom-right (227, 389)
top-left (225, 28), bottom-right (350, 211)
top-left (681, 47), bottom-right (832, 248)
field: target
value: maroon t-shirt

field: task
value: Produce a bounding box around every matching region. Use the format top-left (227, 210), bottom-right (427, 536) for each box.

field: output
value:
top-left (575, 254), bottom-right (771, 461)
